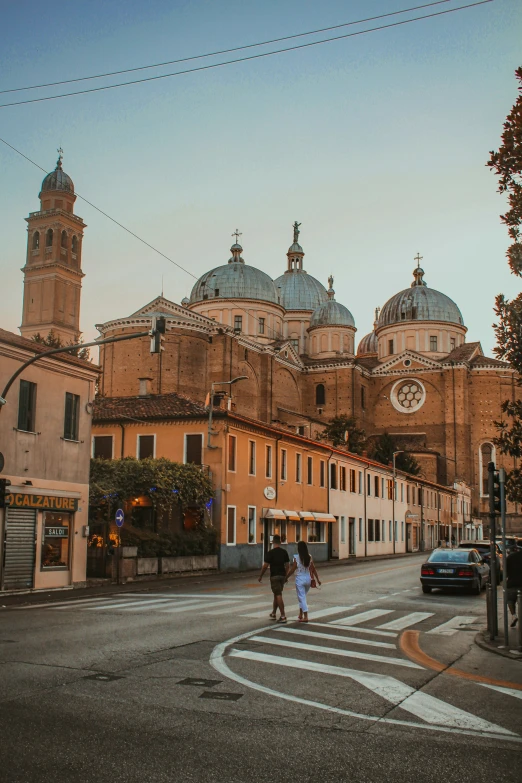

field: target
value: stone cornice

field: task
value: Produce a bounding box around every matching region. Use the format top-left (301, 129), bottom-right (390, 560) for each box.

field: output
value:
top-left (26, 208), bottom-right (86, 228)
top-left (20, 261), bottom-right (84, 279)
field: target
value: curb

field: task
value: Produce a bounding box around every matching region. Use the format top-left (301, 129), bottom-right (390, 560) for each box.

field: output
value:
top-left (474, 631), bottom-right (522, 661)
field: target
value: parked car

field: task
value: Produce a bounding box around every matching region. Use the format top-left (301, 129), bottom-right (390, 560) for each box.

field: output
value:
top-left (420, 548), bottom-right (489, 594)
top-left (496, 536), bottom-right (519, 556)
top-left (457, 540), bottom-right (503, 582)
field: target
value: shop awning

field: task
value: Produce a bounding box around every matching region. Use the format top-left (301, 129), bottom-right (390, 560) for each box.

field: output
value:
top-left (283, 510), bottom-right (300, 521)
top-left (312, 512), bottom-right (337, 522)
top-left (262, 508), bottom-right (287, 520)
top-left (298, 511), bottom-right (315, 521)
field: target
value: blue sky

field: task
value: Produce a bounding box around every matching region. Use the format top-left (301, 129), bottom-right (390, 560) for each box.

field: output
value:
top-left (1, 0), bottom-right (520, 353)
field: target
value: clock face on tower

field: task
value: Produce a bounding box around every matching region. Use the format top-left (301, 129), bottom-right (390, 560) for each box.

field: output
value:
top-left (390, 378), bottom-right (426, 414)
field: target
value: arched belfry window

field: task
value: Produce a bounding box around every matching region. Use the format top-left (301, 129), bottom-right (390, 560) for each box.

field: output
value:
top-left (45, 228), bottom-right (53, 247)
top-left (32, 231), bottom-right (40, 250)
top-left (61, 230), bottom-right (68, 248)
top-left (71, 235), bottom-right (78, 254)
top-left (316, 383), bottom-right (326, 406)
top-left (479, 442), bottom-right (495, 496)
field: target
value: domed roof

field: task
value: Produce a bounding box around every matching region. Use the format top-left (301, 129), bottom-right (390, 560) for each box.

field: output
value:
top-left (357, 307), bottom-right (380, 355)
top-left (379, 264), bottom-right (464, 327)
top-left (274, 221), bottom-right (328, 310)
top-left (309, 276), bottom-right (355, 328)
top-left (41, 151), bottom-right (74, 194)
top-left (357, 331), bottom-right (378, 355)
top-left (189, 240), bottom-right (279, 305)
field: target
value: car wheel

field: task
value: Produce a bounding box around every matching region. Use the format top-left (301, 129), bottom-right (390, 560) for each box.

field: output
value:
top-left (422, 585), bottom-right (432, 594)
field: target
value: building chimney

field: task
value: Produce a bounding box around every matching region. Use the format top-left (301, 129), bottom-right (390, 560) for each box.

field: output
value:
top-left (138, 377), bottom-right (153, 397)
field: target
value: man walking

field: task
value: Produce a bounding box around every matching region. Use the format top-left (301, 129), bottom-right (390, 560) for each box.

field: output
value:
top-left (258, 534), bottom-right (290, 623)
top-left (506, 543), bottom-right (522, 628)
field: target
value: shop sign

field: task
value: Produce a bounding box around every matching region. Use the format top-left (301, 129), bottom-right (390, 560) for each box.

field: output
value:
top-left (6, 493), bottom-right (78, 512)
top-left (45, 526), bottom-right (69, 538)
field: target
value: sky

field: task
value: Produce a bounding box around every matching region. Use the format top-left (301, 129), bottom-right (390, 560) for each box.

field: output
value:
top-left (1, 0), bottom-right (521, 355)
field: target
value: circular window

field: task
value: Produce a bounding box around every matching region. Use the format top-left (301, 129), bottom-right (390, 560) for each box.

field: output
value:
top-left (403, 359), bottom-right (411, 367)
top-left (390, 378), bottom-right (426, 414)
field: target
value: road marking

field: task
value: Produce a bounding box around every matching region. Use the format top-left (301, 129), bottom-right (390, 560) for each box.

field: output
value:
top-left (249, 634), bottom-right (421, 669)
top-left (316, 623), bottom-right (397, 638)
top-left (332, 609), bottom-right (393, 626)
top-left (478, 683), bottom-right (522, 700)
top-left (83, 597), bottom-right (196, 611)
top-left (376, 612), bottom-right (434, 631)
top-left (427, 616), bottom-right (478, 636)
top-left (400, 631), bottom-right (522, 691)
top-left (206, 600), bottom-right (270, 615)
top-left (159, 599), bottom-right (243, 614)
top-left (241, 604), bottom-right (299, 618)
top-left (308, 605), bottom-right (359, 620)
top-left (210, 627), bottom-right (521, 742)
top-left (275, 627), bottom-right (396, 649)
top-left (229, 649), bottom-right (514, 735)
top-left (323, 563), bottom-right (421, 586)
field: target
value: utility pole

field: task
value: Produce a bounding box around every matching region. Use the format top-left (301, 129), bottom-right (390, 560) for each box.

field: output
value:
top-left (487, 461), bottom-right (500, 639)
top-left (392, 451), bottom-right (404, 556)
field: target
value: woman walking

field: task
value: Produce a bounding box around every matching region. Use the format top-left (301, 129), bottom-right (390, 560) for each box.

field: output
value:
top-left (286, 540), bottom-right (321, 622)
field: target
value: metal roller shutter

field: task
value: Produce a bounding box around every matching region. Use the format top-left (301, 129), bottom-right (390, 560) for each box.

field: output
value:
top-left (3, 508), bottom-right (36, 590)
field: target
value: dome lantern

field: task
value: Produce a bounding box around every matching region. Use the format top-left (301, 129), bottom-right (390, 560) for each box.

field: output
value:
top-left (309, 276), bottom-right (356, 329)
top-left (274, 222), bottom-right (328, 311)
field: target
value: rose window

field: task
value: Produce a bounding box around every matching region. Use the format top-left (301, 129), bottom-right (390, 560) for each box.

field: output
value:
top-left (390, 378), bottom-right (426, 414)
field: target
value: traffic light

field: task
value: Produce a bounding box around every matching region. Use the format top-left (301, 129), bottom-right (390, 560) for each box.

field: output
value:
top-left (0, 478), bottom-right (12, 509)
top-left (150, 316), bottom-right (166, 354)
top-left (492, 471), bottom-right (502, 515)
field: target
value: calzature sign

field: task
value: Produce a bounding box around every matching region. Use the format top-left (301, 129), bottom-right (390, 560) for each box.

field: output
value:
top-left (7, 493), bottom-right (78, 512)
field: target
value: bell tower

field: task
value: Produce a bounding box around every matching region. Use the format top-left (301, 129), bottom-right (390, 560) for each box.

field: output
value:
top-left (20, 150), bottom-right (86, 344)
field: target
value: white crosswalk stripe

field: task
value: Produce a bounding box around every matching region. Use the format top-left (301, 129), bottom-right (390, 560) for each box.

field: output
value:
top-left (331, 608), bottom-right (394, 626)
top-left (275, 626), bottom-right (397, 649)
top-left (376, 612), bottom-right (434, 631)
top-left (427, 616), bottom-right (478, 636)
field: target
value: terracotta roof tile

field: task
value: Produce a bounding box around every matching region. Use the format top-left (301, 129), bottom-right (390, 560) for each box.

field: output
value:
top-left (470, 355), bottom-right (510, 368)
top-left (92, 392), bottom-right (208, 422)
top-left (0, 327), bottom-right (99, 371)
top-left (440, 341), bottom-right (481, 364)
top-left (356, 356), bottom-right (380, 370)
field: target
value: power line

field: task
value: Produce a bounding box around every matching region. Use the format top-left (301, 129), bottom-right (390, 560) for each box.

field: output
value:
top-left (0, 1), bottom-right (452, 95)
top-left (0, 1), bottom-right (494, 109)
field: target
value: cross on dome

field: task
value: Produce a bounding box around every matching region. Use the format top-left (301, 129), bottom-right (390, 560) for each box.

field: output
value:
top-left (56, 147), bottom-right (64, 169)
top-left (231, 228), bottom-right (242, 244)
top-left (414, 252), bottom-right (423, 268)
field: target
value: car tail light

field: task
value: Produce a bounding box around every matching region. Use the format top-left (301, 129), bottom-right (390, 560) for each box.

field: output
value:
top-left (421, 566), bottom-right (435, 575)
top-left (457, 568), bottom-right (473, 577)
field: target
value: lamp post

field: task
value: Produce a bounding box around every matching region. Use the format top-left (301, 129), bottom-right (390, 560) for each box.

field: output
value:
top-left (392, 451), bottom-right (404, 555)
top-left (207, 376), bottom-right (248, 449)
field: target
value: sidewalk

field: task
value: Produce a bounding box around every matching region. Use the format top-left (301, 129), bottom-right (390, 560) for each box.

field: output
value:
top-left (0, 549), bottom-right (424, 608)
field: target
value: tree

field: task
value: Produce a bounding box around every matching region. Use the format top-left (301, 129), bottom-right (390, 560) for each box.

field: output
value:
top-left (316, 415), bottom-right (366, 454)
top-left (32, 330), bottom-right (90, 361)
top-left (488, 67), bottom-right (522, 502)
top-left (369, 433), bottom-right (421, 476)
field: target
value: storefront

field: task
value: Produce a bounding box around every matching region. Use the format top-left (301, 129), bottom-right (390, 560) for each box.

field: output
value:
top-left (1, 490), bottom-right (83, 591)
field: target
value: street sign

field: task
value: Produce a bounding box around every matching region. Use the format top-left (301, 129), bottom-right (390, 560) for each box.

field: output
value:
top-left (115, 508), bottom-right (124, 528)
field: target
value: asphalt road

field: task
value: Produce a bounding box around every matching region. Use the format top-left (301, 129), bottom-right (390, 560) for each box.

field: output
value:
top-left (1, 554), bottom-right (521, 783)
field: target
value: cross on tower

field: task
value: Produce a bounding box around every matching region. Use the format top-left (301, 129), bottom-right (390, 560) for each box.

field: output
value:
top-left (232, 229), bottom-right (242, 244)
top-left (414, 252), bottom-right (423, 268)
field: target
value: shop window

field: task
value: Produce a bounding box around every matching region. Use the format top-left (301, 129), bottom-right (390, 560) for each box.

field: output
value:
top-left (319, 460), bottom-right (325, 488)
top-left (93, 435), bottom-right (113, 459)
top-left (295, 453), bottom-right (302, 483)
top-left (315, 384), bottom-right (326, 406)
top-left (248, 440), bottom-right (256, 475)
top-left (258, 318), bottom-right (265, 335)
top-left (280, 449), bottom-right (287, 481)
top-left (308, 521), bottom-right (324, 542)
top-left (41, 512), bottom-right (70, 569)
top-left (138, 434), bottom-right (155, 459)
top-left (228, 435), bottom-right (237, 471)
top-left (63, 392), bottom-right (80, 440)
top-left (307, 456), bottom-right (313, 485)
top-left (227, 507), bottom-right (236, 544)
top-left (185, 434), bottom-right (202, 465)
top-left (330, 463), bottom-right (337, 490)
top-left (295, 523), bottom-right (301, 542)
top-left (430, 336), bottom-right (438, 351)
top-left (265, 445), bottom-right (273, 479)
top-left (18, 379), bottom-right (37, 432)
top-left (368, 519), bottom-right (374, 542)
top-left (248, 506), bottom-right (256, 543)
top-left (45, 228), bottom-right (53, 247)
top-left (32, 231), bottom-right (40, 250)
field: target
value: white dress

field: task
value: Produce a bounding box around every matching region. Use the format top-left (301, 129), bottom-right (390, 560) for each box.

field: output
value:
top-left (294, 554), bottom-right (312, 613)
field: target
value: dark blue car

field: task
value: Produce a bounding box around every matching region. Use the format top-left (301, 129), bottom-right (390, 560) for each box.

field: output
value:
top-left (420, 548), bottom-right (489, 595)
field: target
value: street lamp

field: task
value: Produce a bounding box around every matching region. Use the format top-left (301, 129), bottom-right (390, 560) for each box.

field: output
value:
top-left (392, 450), bottom-right (404, 555)
top-left (207, 376), bottom-right (248, 449)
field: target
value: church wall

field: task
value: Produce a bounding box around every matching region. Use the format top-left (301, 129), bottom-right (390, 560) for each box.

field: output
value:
top-left (301, 366), bottom-right (355, 422)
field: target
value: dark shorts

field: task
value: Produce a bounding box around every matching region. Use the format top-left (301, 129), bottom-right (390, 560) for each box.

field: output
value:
top-left (507, 587), bottom-right (521, 609)
top-left (270, 576), bottom-right (286, 596)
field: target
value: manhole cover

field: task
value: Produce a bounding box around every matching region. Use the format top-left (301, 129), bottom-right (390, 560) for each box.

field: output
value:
top-left (177, 678), bottom-right (222, 688)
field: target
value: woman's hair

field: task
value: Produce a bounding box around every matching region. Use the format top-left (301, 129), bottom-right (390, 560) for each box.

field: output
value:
top-left (297, 540), bottom-right (310, 568)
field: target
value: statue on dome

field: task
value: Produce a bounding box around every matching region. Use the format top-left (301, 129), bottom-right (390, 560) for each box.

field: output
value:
top-left (293, 221), bottom-right (301, 243)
